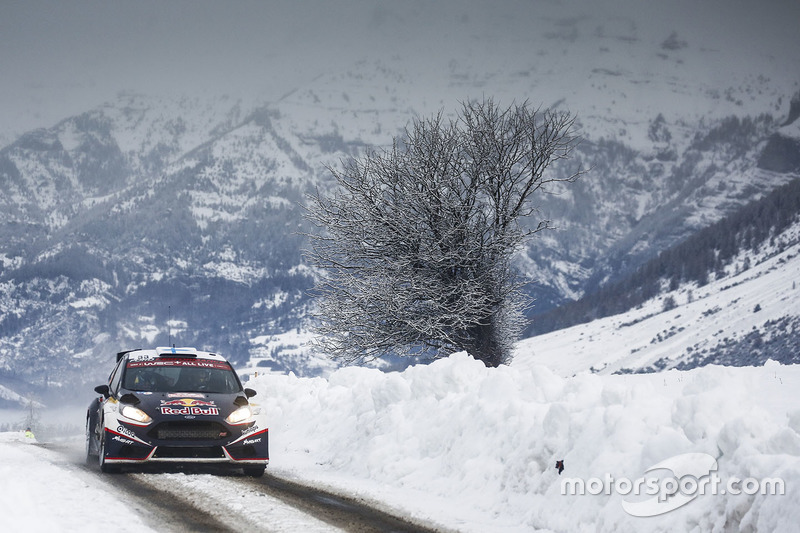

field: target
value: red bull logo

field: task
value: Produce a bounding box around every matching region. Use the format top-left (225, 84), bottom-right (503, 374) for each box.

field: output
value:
top-left (161, 398), bottom-right (216, 407)
top-left (160, 398), bottom-right (218, 416)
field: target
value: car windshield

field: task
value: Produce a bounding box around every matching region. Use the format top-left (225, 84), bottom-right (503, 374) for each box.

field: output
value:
top-left (122, 358), bottom-right (241, 394)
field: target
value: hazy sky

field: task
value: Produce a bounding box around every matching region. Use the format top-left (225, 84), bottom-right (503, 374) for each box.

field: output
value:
top-left (2, 0), bottom-right (798, 144)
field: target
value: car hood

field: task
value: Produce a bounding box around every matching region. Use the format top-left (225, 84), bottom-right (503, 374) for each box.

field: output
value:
top-left (120, 390), bottom-right (248, 420)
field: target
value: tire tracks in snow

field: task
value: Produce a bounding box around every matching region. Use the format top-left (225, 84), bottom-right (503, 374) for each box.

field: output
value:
top-left (41, 439), bottom-right (448, 533)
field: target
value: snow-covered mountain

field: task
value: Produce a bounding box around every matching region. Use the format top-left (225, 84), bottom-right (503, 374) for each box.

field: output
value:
top-left (1, 2), bottom-right (799, 406)
top-left (517, 193), bottom-right (800, 376)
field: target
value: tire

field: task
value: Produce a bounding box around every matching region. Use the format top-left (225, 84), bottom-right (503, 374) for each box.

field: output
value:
top-left (97, 427), bottom-right (119, 473)
top-left (243, 465), bottom-right (266, 477)
top-left (85, 415), bottom-right (97, 465)
top-left (85, 399), bottom-right (101, 464)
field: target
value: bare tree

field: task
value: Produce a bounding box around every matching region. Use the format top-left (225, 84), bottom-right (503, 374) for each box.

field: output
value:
top-left (304, 98), bottom-right (581, 367)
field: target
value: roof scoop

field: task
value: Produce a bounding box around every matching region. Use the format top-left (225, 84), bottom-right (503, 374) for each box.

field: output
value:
top-left (119, 392), bottom-right (141, 405)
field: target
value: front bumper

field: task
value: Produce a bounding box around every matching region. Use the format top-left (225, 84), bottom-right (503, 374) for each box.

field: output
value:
top-left (102, 419), bottom-right (269, 466)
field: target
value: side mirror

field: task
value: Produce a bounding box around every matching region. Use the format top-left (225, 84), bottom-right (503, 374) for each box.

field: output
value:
top-left (94, 384), bottom-right (110, 398)
top-left (244, 388), bottom-right (257, 398)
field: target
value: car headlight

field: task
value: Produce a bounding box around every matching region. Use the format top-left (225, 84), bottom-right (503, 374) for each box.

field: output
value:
top-left (121, 405), bottom-right (152, 424)
top-left (226, 405), bottom-right (253, 425)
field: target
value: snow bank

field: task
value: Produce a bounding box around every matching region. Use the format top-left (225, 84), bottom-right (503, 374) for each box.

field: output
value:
top-left (0, 432), bottom-right (157, 533)
top-left (251, 354), bottom-right (800, 532)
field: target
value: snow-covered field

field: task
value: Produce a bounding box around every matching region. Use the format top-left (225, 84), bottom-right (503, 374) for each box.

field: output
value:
top-left (3, 352), bottom-right (798, 532)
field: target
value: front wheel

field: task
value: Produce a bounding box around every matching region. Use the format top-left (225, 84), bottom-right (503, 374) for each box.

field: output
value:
top-left (85, 400), bottom-right (101, 464)
top-left (85, 415), bottom-right (97, 465)
top-left (243, 465), bottom-right (266, 477)
top-left (97, 428), bottom-right (119, 473)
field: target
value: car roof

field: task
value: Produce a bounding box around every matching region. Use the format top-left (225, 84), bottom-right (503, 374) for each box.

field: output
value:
top-left (117, 346), bottom-right (229, 363)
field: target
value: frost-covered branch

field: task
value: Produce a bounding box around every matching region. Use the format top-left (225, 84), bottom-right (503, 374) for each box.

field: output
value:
top-left (304, 98), bottom-right (581, 366)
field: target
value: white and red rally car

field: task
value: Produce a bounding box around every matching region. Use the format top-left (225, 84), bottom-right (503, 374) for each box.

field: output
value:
top-left (85, 347), bottom-right (268, 476)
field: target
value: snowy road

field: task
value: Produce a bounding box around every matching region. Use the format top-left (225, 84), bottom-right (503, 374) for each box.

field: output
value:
top-left (6, 436), bottom-right (444, 533)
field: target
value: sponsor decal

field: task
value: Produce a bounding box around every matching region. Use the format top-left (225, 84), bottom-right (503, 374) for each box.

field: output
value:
top-left (229, 427), bottom-right (268, 446)
top-left (161, 398), bottom-right (217, 407)
top-left (160, 406), bottom-right (220, 416)
top-left (241, 424), bottom-right (260, 436)
top-left (159, 398), bottom-right (219, 416)
top-left (127, 359), bottom-right (230, 370)
top-left (112, 435), bottom-right (135, 445)
top-left (107, 426), bottom-right (150, 446)
top-left (116, 425), bottom-right (137, 438)
top-left (167, 392), bottom-right (204, 398)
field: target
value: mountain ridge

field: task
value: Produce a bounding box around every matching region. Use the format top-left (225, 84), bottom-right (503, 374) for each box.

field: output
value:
top-left (516, 189), bottom-right (800, 376)
top-left (0, 33), bottom-right (798, 405)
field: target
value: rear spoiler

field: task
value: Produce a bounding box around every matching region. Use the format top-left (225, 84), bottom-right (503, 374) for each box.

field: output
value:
top-left (115, 346), bottom-right (201, 362)
top-left (116, 348), bottom-right (142, 363)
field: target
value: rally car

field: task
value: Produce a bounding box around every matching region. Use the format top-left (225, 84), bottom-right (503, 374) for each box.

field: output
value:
top-left (85, 347), bottom-right (268, 476)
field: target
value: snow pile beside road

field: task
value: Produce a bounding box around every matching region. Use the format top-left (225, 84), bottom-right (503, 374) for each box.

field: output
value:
top-left (252, 353), bottom-right (800, 532)
top-left (2, 353), bottom-right (797, 532)
top-left (0, 432), bottom-right (158, 533)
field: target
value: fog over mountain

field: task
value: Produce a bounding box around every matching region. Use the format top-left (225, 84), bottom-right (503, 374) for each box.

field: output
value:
top-left (3, 0), bottom-right (798, 143)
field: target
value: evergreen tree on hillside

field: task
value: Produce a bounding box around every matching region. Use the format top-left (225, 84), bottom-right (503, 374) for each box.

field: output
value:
top-left (531, 177), bottom-right (800, 335)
